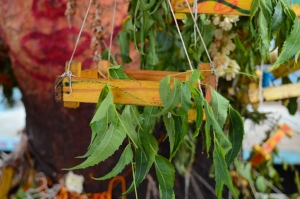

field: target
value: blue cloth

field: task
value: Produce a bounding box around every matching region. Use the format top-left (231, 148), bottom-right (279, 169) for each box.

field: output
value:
top-left (262, 70), bottom-right (275, 88)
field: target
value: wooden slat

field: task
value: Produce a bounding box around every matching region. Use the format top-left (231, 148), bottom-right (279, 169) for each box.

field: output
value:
top-left (248, 82), bottom-right (300, 103)
top-left (269, 58), bottom-right (300, 79)
top-left (57, 75), bottom-right (215, 106)
top-left (172, 0), bottom-right (251, 19)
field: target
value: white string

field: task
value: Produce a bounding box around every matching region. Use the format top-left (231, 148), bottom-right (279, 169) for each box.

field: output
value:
top-left (166, 0), bottom-right (193, 71)
top-left (108, 0), bottom-right (118, 60)
top-left (193, 0), bottom-right (197, 47)
top-left (166, 0), bottom-right (203, 95)
top-left (259, 60), bottom-right (264, 107)
top-left (67, 0), bottom-right (93, 72)
top-left (55, 0), bottom-right (93, 93)
top-left (183, 0), bottom-right (214, 72)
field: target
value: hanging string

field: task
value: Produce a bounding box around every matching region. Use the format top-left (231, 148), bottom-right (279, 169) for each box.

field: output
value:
top-left (259, 60), bottom-right (264, 107)
top-left (193, 0), bottom-right (197, 47)
top-left (108, 0), bottom-right (118, 60)
top-left (183, 0), bottom-right (215, 73)
top-left (166, 0), bottom-right (203, 95)
top-left (55, 0), bottom-right (93, 93)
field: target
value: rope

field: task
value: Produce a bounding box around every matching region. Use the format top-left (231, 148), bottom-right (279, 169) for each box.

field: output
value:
top-left (55, 0), bottom-right (93, 93)
top-left (108, 0), bottom-right (118, 60)
top-left (166, 0), bottom-right (203, 95)
top-left (183, 0), bottom-right (214, 72)
top-left (259, 60), bottom-right (264, 107)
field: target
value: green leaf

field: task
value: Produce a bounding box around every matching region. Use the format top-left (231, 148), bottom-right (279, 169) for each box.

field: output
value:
top-left (234, 160), bottom-right (253, 184)
top-left (155, 155), bottom-right (175, 199)
top-left (193, 94), bottom-right (204, 138)
top-left (91, 87), bottom-right (114, 123)
top-left (258, 10), bottom-right (270, 60)
top-left (273, 18), bottom-right (300, 67)
top-left (93, 144), bottom-right (133, 180)
top-left (159, 75), bottom-right (171, 104)
top-left (256, 176), bottom-right (267, 192)
top-left (211, 88), bottom-right (229, 128)
top-left (189, 70), bottom-right (200, 91)
top-left (226, 105), bottom-right (244, 166)
top-left (64, 125), bottom-right (126, 170)
top-left (287, 97), bottom-right (298, 115)
top-left (213, 140), bottom-right (237, 199)
top-left (119, 106), bottom-right (141, 149)
top-left (109, 65), bottom-right (130, 80)
top-left (204, 100), bottom-right (231, 155)
top-left (148, 30), bottom-right (159, 66)
top-left (123, 131), bottom-right (158, 195)
top-left (180, 82), bottom-right (192, 112)
top-left (156, 78), bottom-right (181, 116)
top-left (250, 0), bottom-right (259, 36)
top-left (272, 3), bottom-right (285, 32)
top-left (163, 114), bottom-right (176, 155)
top-left (172, 114), bottom-right (185, 160)
top-left (141, 106), bottom-right (159, 132)
top-left (117, 31), bottom-right (132, 64)
top-left (157, 31), bottom-right (173, 52)
top-left (79, 115), bottom-right (109, 158)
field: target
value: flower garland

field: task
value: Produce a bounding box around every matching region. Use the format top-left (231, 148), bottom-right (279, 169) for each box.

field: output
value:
top-left (209, 14), bottom-right (240, 81)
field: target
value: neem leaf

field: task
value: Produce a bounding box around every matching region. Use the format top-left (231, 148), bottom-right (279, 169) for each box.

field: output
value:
top-left (180, 82), bottom-right (192, 112)
top-left (273, 18), bottom-right (300, 67)
top-left (117, 31), bottom-right (132, 64)
top-left (250, 0), bottom-right (259, 36)
top-left (155, 155), bottom-right (175, 199)
top-left (256, 176), bottom-right (267, 192)
top-left (258, 11), bottom-right (270, 61)
top-left (91, 87), bottom-right (114, 124)
top-left (193, 95), bottom-right (204, 138)
top-left (213, 140), bottom-right (237, 199)
top-left (234, 159), bottom-right (253, 184)
top-left (159, 75), bottom-right (171, 104)
top-left (64, 125), bottom-right (126, 170)
top-left (189, 70), bottom-right (200, 90)
top-left (109, 65), bottom-right (130, 80)
top-left (123, 131), bottom-right (158, 195)
top-left (226, 105), bottom-right (245, 166)
top-left (79, 115), bottom-right (109, 158)
top-left (93, 144), bottom-right (133, 180)
top-left (171, 115), bottom-right (185, 160)
top-left (163, 114), bottom-right (175, 154)
top-left (156, 78), bottom-right (181, 116)
top-left (141, 106), bottom-right (159, 133)
top-left (204, 100), bottom-right (231, 155)
top-left (211, 88), bottom-right (229, 128)
top-left (119, 107), bottom-right (140, 149)
top-left (272, 3), bottom-right (285, 32)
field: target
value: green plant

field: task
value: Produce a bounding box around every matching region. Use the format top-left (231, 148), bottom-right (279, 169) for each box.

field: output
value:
top-left (66, 0), bottom-right (300, 198)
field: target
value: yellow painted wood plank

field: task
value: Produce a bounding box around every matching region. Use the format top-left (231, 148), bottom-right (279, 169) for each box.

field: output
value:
top-left (248, 82), bottom-right (300, 103)
top-left (269, 58), bottom-right (300, 79)
top-left (172, 0), bottom-right (251, 18)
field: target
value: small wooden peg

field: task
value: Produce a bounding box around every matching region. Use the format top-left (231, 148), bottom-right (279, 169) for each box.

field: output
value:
top-left (97, 60), bottom-right (111, 78)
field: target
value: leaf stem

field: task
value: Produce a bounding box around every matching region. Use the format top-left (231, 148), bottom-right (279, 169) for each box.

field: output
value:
top-left (131, 161), bottom-right (139, 199)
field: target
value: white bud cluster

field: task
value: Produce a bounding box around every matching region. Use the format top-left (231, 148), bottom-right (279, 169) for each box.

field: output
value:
top-left (209, 14), bottom-right (240, 81)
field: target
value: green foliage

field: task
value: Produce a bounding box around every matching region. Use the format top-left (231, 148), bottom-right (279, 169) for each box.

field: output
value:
top-left (67, 1), bottom-right (300, 198)
top-left (250, 0), bottom-right (300, 66)
top-left (154, 155), bottom-right (175, 199)
top-left (93, 144), bottom-right (133, 180)
top-left (226, 105), bottom-right (245, 166)
top-left (214, 140), bottom-right (237, 199)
